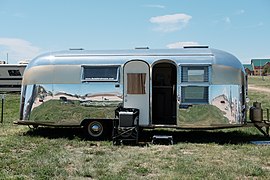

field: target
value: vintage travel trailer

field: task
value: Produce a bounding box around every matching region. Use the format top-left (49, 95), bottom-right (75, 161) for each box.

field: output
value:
top-left (17, 47), bottom-right (250, 139)
top-left (0, 64), bottom-right (26, 92)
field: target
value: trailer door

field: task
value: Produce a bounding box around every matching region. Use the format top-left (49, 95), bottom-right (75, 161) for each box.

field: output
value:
top-left (123, 60), bottom-right (150, 126)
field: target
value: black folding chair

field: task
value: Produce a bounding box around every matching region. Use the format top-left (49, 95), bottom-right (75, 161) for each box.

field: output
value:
top-left (113, 108), bottom-right (139, 145)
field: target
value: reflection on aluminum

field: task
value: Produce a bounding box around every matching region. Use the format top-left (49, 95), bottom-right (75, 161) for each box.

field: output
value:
top-left (23, 84), bottom-right (243, 125)
top-left (177, 85), bottom-right (242, 125)
top-left (22, 83), bottom-right (122, 124)
top-left (210, 85), bottom-right (241, 124)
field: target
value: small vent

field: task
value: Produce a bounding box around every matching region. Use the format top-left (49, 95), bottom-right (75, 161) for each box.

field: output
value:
top-left (135, 47), bottom-right (149, 50)
top-left (183, 46), bottom-right (209, 49)
top-left (69, 48), bottom-right (84, 50)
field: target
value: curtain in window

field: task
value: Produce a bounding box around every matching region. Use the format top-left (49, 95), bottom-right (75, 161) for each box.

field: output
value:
top-left (127, 73), bottom-right (146, 94)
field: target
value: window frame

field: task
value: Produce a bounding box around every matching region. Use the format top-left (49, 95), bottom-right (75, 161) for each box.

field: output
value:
top-left (181, 86), bottom-right (209, 104)
top-left (81, 65), bottom-right (120, 82)
top-left (181, 65), bottom-right (209, 83)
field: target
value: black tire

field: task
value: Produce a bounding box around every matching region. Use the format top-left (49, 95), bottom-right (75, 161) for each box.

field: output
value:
top-left (83, 120), bottom-right (110, 140)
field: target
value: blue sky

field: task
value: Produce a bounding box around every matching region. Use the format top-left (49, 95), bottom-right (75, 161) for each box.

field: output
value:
top-left (0, 0), bottom-right (269, 64)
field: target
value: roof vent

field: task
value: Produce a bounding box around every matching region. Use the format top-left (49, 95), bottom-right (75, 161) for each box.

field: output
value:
top-left (69, 48), bottom-right (84, 50)
top-left (135, 47), bottom-right (149, 50)
top-left (183, 45), bottom-right (209, 49)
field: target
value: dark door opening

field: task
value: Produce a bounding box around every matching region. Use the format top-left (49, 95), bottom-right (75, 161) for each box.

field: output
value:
top-left (152, 62), bottom-right (177, 125)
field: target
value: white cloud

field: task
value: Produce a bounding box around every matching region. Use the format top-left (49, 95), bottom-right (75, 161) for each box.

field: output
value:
top-left (0, 38), bottom-right (41, 63)
top-left (166, 41), bottom-right (199, 48)
top-left (150, 13), bottom-right (192, 32)
top-left (143, 4), bottom-right (165, 9)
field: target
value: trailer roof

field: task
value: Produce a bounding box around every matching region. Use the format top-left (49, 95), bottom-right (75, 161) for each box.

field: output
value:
top-left (27, 48), bottom-right (244, 71)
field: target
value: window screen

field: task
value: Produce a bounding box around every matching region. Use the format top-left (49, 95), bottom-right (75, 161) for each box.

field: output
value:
top-left (127, 73), bottom-right (146, 94)
top-left (181, 86), bottom-right (208, 103)
top-left (181, 66), bottom-right (209, 82)
top-left (8, 70), bottom-right (21, 76)
top-left (82, 66), bottom-right (119, 81)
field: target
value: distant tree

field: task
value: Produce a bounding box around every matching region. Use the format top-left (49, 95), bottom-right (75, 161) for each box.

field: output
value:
top-left (262, 64), bottom-right (270, 75)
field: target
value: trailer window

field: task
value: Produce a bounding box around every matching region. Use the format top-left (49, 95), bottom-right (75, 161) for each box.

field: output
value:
top-left (82, 66), bottom-right (119, 82)
top-left (181, 86), bottom-right (208, 103)
top-left (127, 73), bottom-right (146, 94)
top-left (181, 66), bottom-right (209, 82)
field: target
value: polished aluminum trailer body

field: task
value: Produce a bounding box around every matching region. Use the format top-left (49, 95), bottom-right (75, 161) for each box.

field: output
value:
top-left (19, 48), bottom-right (247, 133)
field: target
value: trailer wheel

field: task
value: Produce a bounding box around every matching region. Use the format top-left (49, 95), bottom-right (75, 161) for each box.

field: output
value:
top-left (84, 120), bottom-right (106, 140)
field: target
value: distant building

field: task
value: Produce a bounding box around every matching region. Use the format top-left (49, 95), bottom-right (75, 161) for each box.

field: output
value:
top-left (243, 64), bottom-right (254, 76)
top-left (251, 59), bottom-right (270, 76)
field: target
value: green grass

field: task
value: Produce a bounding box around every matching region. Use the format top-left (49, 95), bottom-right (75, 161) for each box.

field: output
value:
top-left (1, 129), bottom-right (270, 179)
top-left (1, 85), bottom-right (270, 179)
top-left (2, 93), bottom-right (20, 123)
top-left (248, 76), bottom-right (270, 88)
top-left (248, 91), bottom-right (270, 109)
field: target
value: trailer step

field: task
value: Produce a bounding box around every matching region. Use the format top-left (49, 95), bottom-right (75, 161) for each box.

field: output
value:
top-left (152, 135), bottom-right (173, 145)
